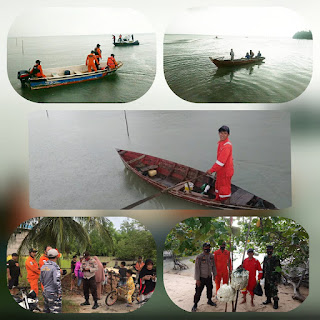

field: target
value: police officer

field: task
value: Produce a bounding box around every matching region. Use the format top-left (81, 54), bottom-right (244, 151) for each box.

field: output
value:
top-left (262, 245), bottom-right (281, 309)
top-left (192, 243), bottom-right (217, 312)
top-left (40, 249), bottom-right (62, 313)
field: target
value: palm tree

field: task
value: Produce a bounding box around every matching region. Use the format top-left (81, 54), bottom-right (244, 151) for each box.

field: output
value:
top-left (18, 217), bottom-right (113, 255)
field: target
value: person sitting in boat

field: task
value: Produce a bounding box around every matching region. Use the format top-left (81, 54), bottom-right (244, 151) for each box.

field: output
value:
top-left (94, 44), bottom-right (102, 69)
top-left (249, 50), bottom-right (254, 58)
top-left (29, 60), bottom-right (46, 78)
top-left (230, 49), bottom-right (234, 61)
top-left (255, 50), bottom-right (262, 58)
top-left (107, 54), bottom-right (118, 70)
top-left (245, 52), bottom-right (251, 59)
top-left (86, 50), bottom-right (99, 72)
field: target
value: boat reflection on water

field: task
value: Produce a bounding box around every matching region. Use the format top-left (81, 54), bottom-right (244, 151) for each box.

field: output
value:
top-left (213, 61), bottom-right (264, 82)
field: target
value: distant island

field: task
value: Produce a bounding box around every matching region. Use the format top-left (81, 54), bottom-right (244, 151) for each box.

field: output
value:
top-left (293, 30), bottom-right (312, 40)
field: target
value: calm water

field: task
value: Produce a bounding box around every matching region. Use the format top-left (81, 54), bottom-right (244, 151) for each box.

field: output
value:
top-left (164, 34), bottom-right (313, 103)
top-left (29, 111), bottom-right (291, 209)
top-left (7, 34), bottom-right (156, 103)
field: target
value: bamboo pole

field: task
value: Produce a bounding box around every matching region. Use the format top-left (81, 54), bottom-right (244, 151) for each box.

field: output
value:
top-left (124, 111), bottom-right (129, 137)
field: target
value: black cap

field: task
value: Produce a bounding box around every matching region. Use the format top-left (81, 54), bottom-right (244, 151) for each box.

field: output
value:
top-left (220, 241), bottom-right (226, 246)
top-left (247, 248), bottom-right (254, 253)
top-left (203, 242), bottom-right (211, 248)
top-left (97, 44), bottom-right (100, 47)
top-left (266, 245), bottom-right (274, 250)
top-left (35, 60), bottom-right (41, 64)
top-left (83, 251), bottom-right (90, 257)
top-left (218, 125), bottom-right (230, 134)
top-left (12, 253), bottom-right (19, 257)
top-left (29, 248), bottom-right (37, 253)
top-left (91, 50), bottom-right (95, 54)
top-left (111, 54), bottom-right (115, 57)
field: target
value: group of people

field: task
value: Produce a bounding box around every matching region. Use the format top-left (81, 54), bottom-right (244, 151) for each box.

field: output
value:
top-left (229, 49), bottom-right (262, 60)
top-left (192, 242), bottom-right (281, 312)
top-left (113, 34), bottom-right (134, 43)
top-left (86, 44), bottom-right (118, 72)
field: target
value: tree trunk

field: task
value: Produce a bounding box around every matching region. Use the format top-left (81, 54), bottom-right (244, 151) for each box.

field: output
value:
top-left (282, 270), bottom-right (306, 302)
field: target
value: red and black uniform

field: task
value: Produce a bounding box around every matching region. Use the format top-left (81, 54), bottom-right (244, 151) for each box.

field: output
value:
top-left (214, 249), bottom-right (232, 294)
top-left (107, 56), bottom-right (118, 69)
top-left (242, 257), bottom-right (263, 296)
top-left (208, 138), bottom-right (234, 200)
top-left (30, 64), bottom-right (45, 78)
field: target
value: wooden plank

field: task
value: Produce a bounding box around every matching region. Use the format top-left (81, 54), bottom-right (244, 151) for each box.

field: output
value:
top-left (127, 154), bottom-right (145, 164)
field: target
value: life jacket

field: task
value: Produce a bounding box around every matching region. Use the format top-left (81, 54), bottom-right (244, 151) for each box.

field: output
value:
top-left (32, 65), bottom-right (40, 74)
top-left (107, 57), bottom-right (116, 68)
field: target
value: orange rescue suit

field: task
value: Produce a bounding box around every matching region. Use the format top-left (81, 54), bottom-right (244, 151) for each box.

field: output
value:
top-left (95, 48), bottom-right (102, 59)
top-left (107, 56), bottom-right (118, 69)
top-left (39, 254), bottom-right (49, 269)
top-left (25, 256), bottom-right (40, 295)
top-left (242, 257), bottom-right (263, 296)
top-left (86, 53), bottom-right (99, 72)
top-left (214, 249), bottom-right (232, 294)
top-left (208, 138), bottom-right (234, 200)
top-left (30, 64), bottom-right (45, 78)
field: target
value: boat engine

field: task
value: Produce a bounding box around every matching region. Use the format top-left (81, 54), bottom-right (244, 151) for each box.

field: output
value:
top-left (17, 70), bottom-right (31, 87)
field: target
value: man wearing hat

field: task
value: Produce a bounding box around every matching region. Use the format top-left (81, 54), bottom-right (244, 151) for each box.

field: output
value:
top-left (40, 249), bottom-right (62, 313)
top-left (39, 246), bottom-right (53, 269)
top-left (25, 248), bottom-right (40, 296)
top-left (241, 248), bottom-right (263, 306)
top-left (7, 253), bottom-right (21, 294)
top-left (214, 241), bottom-right (232, 295)
top-left (206, 125), bottom-right (234, 204)
top-left (262, 245), bottom-right (281, 309)
top-left (94, 44), bottom-right (102, 69)
top-left (29, 60), bottom-right (46, 78)
top-left (80, 251), bottom-right (99, 309)
top-left (192, 243), bottom-right (217, 312)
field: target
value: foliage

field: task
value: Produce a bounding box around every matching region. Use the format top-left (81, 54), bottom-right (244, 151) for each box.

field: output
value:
top-left (293, 30), bottom-right (312, 40)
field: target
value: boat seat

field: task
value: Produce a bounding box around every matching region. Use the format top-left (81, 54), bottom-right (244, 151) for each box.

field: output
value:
top-left (140, 165), bottom-right (158, 172)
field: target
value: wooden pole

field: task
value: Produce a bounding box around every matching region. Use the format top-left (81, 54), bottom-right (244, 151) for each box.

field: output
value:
top-left (124, 111), bottom-right (129, 137)
top-left (46, 110), bottom-right (49, 118)
top-left (22, 40), bottom-right (24, 55)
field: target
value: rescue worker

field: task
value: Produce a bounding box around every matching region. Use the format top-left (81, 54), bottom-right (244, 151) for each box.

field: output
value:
top-left (25, 248), bottom-right (40, 296)
top-left (240, 248), bottom-right (263, 306)
top-left (29, 60), bottom-right (46, 78)
top-left (107, 54), bottom-right (118, 70)
top-left (206, 125), bottom-right (234, 204)
top-left (262, 245), bottom-right (281, 309)
top-left (80, 251), bottom-right (99, 309)
top-left (119, 34), bottom-right (122, 42)
top-left (86, 50), bottom-right (99, 72)
top-left (214, 241), bottom-right (232, 295)
top-left (94, 44), bottom-right (102, 69)
top-left (192, 243), bottom-right (217, 312)
top-left (39, 246), bottom-right (52, 269)
top-left (40, 249), bottom-right (62, 313)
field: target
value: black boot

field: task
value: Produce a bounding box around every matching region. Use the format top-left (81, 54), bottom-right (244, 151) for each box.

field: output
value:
top-left (191, 304), bottom-right (197, 312)
top-left (92, 301), bottom-right (99, 309)
top-left (80, 300), bottom-right (90, 306)
top-left (273, 298), bottom-right (279, 309)
top-left (207, 299), bottom-right (217, 307)
top-left (263, 297), bottom-right (272, 305)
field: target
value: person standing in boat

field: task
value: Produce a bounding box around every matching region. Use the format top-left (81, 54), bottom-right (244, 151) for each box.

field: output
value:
top-left (206, 125), bottom-right (234, 204)
top-left (94, 44), bottom-right (102, 69)
top-left (107, 54), bottom-right (118, 70)
top-left (29, 60), bottom-right (46, 78)
top-left (230, 49), bottom-right (234, 61)
top-left (112, 35), bottom-right (116, 45)
top-left (119, 34), bottom-right (122, 42)
top-left (131, 34), bottom-right (134, 41)
top-left (86, 50), bottom-right (99, 72)
top-left (249, 50), bottom-right (254, 58)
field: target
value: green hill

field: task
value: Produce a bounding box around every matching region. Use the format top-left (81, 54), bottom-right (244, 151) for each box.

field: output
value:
top-left (293, 30), bottom-right (312, 40)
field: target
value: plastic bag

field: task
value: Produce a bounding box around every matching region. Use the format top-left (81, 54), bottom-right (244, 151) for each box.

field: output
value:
top-left (253, 281), bottom-right (263, 296)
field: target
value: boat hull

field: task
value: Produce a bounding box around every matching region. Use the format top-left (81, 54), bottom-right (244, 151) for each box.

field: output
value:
top-left (117, 149), bottom-right (277, 210)
top-left (22, 62), bottom-right (122, 90)
top-left (209, 57), bottom-right (265, 68)
top-left (114, 40), bottom-right (139, 46)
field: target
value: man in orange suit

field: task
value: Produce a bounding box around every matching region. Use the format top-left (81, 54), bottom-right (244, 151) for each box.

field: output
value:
top-left (39, 246), bottom-right (52, 269)
top-left (86, 50), bottom-right (99, 72)
top-left (25, 248), bottom-right (40, 296)
top-left (214, 241), bottom-right (232, 295)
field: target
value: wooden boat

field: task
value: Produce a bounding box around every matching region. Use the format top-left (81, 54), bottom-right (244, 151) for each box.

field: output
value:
top-left (117, 149), bottom-right (277, 210)
top-left (17, 61), bottom-right (123, 90)
top-left (114, 40), bottom-right (139, 46)
top-left (209, 56), bottom-right (265, 68)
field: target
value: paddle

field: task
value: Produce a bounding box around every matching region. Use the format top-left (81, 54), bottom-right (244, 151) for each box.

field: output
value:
top-left (121, 172), bottom-right (209, 210)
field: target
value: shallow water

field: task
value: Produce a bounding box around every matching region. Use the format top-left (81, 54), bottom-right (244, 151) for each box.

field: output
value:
top-left (164, 34), bottom-right (312, 103)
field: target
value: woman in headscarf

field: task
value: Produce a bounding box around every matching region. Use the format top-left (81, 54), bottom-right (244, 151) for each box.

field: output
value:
top-left (138, 259), bottom-right (156, 306)
top-left (93, 256), bottom-right (105, 300)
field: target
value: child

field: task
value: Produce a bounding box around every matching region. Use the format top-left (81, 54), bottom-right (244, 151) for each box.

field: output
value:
top-left (119, 261), bottom-right (127, 286)
top-left (125, 269), bottom-right (135, 307)
top-left (102, 262), bottom-right (108, 291)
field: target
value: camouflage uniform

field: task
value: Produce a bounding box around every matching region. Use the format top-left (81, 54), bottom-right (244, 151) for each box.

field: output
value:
top-left (263, 255), bottom-right (281, 300)
top-left (40, 260), bottom-right (62, 313)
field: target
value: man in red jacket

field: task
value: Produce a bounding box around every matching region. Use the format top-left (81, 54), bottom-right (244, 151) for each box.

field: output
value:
top-left (206, 125), bottom-right (234, 204)
top-left (241, 248), bottom-right (263, 306)
top-left (214, 241), bottom-right (232, 295)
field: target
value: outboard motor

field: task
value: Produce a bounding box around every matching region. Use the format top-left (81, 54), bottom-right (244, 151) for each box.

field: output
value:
top-left (17, 70), bottom-right (31, 87)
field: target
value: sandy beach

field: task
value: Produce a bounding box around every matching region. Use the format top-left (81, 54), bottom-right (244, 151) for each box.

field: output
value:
top-left (163, 257), bottom-right (308, 313)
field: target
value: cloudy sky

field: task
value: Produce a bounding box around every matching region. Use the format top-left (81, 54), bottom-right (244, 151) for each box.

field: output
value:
top-left (166, 7), bottom-right (310, 37)
top-left (8, 7), bottom-right (153, 37)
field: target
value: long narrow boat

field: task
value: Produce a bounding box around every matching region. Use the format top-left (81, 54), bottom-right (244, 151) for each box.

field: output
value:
top-left (117, 149), bottom-right (277, 210)
top-left (209, 56), bottom-right (265, 68)
top-left (114, 40), bottom-right (139, 46)
top-left (17, 61), bottom-right (123, 90)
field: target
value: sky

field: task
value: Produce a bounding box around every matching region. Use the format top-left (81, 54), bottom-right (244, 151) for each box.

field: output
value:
top-left (108, 217), bottom-right (132, 230)
top-left (8, 7), bottom-right (153, 37)
top-left (166, 7), bottom-right (310, 38)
